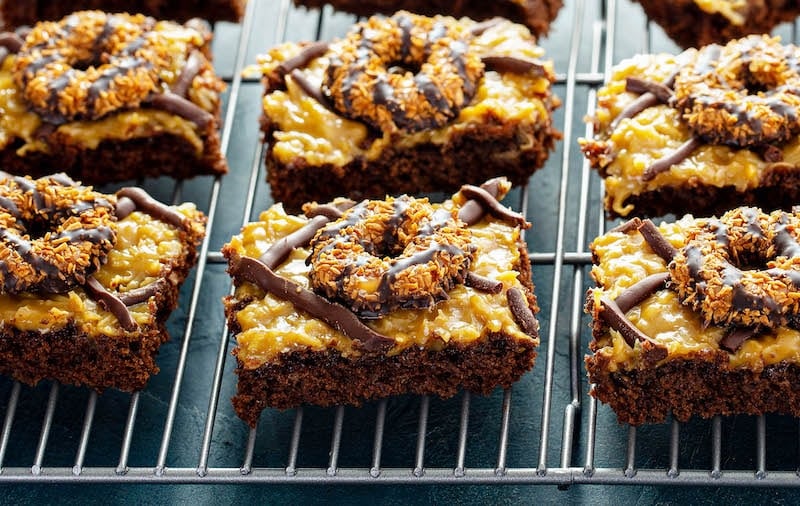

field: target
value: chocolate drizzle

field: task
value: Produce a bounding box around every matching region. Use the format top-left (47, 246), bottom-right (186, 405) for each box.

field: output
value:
top-left (0, 32), bottom-right (23, 53)
top-left (507, 287), bottom-right (538, 335)
top-left (171, 50), bottom-right (204, 97)
top-left (118, 281), bottom-right (164, 306)
top-left (465, 272), bottom-right (503, 294)
top-left (608, 217), bottom-right (642, 234)
top-left (289, 69), bottom-right (335, 111)
top-left (609, 94), bottom-right (660, 131)
top-left (275, 41), bottom-right (329, 81)
top-left (115, 187), bottom-right (187, 230)
top-left (637, 219), bottom-right (678, 262)
top-left (458, 178), bottom-right (503, 225)
top-left (481, 55), bottom-right (546, 76)
top-left (719, 326), bottom-right (759, 353)
top-left (641, 137), bottom-right (702, 181)
top-left (613, 273), bottom-right (670, 312)
top-left (84, 278), bottom-right (137, 331)
top-left (230, 255), bottom-right (392, 351)
top-left (145, 92), bottom-right (213, 127)
top-left (625, 77), bottom-right (673, 103)
top-left (259, 215), bottom-right (330, 270)
top-left (598, 296), bottom-right (668, 362)
top-left (468, 18), bottom-right (502, 36)
top-left (458, 185), bottom-right (529, 228)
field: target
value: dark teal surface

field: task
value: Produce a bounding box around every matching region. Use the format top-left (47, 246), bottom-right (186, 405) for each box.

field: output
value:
top-left (5, 0), bottom-right (800, 504)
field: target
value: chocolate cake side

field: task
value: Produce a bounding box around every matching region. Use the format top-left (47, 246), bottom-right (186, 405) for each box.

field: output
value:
top-left (292, 0), bottom-right (563, 37)
top-left (264, 119), bottom-right (557, 212)
top-left (634, 0), bottom-right (800, 49)
top-left (0, 130), bottom-right (227, 184)
top-left (586, 351), bottom-right (800, 426)
top-left (0, 0), bottom-right (245, 28)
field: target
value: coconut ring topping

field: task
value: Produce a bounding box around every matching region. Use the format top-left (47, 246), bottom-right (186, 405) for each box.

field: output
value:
top-left (307, 195), bottom-right (475, 318)
top-left (13, 10), bottom-right (171, 124)
top-left (671, 35), bottom-right (800, 147)
top-left (322, 11), bottom-right (484, 133)
top-left (0, 173), bottom-right (117, 294)
top-left (668, 207), bottom-right (800, 328)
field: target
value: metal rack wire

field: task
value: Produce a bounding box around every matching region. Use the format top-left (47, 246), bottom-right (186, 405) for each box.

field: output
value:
top-left (2, 0), bottom-right (800, 487)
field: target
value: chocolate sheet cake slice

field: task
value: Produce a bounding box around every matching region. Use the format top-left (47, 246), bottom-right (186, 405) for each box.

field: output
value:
top-left (587, 210), bottom-right (800, 425)
top-left (223, 178), bottom-right (539, 426)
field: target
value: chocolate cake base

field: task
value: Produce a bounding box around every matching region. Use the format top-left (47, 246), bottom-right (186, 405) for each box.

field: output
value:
top-left (586, 351), bottom-right (800, 426)
top-left (0, 0), bottom-right (245, 28)
top-left (266, 120), bottom-right (558, 212)
top-left (1, 132), bottom-right (227, 184)
top-left (233, 333), bottom-right (537, 427)
top-left (634, 0), bottom-right (800, 48)
top-left (292, 0), bottom-right (563, 37)
top-left (598, 161), bottom-right (800, 219)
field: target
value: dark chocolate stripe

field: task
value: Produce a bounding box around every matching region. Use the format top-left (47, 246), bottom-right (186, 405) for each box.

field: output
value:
top-left (637, 219), bottom-right (678, 262)
top-left (230, 256), bottom-right (393, 351)
top-left (719, 326), bottom-right (759, 353)
top-left (507, 287), bottom-right (538, 335)
top-left (145, 92), bottom-right (213, 127)
top-left (0, 32), bottom-right (23, 53)
top-left (171, 50), bottom-right (204, 97)
top-left (642, 137), bottom-right (702, 181)
top-left (275, 41), bottom-right (329, 79)
top-left (613, 272), bottom-right (669, 313)
top-left (481, 55), bottom-right (546, 76)
top-left (608, 217), bottom-right (642, 234)
top-left (116, 188), bottom-right (187, 230)
top-left (304, 201), bottom-right (354, 220)
top-left (0, 196), bottom-right (20, 220)
top-left (118, 281), bottom-right (163, 306)
top-left (289, 69), bottom-right (335, 112)
top-left (775, 213), bottom-right (800, 258)
top-left (465, 272), bottom-right (503, 294)
top-left (609, 93), bottom-right (660, 131)
top-left (469, 18), bottom-right (503, 36)
top-left (84, 278), bottom-right (137, 331)
top-left (458, 178), bottom-right (503, 225)
top-left (259, 215), bottom-right (329, 270)
top-left (459, 185), bottom-right (529, 228)
top-left (598, 296), bottom-right (668, 362)
top-left (625, 77), bottom-right (672, 103)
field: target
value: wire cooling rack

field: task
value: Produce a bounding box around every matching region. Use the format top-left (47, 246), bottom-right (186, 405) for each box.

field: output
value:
top-left (2, 0), bottom-right (800, 487)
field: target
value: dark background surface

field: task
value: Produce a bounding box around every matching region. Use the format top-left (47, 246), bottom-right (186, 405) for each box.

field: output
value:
top-left (4, 0), bottom-right (800, 503)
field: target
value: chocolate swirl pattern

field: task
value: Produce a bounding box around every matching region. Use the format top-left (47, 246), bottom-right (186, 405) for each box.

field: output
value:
top-left (322, 11), bottom-right (484, 132)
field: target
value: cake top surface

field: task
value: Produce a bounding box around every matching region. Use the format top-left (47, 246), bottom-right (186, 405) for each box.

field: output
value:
top-left (0, 11), bottom-right (225, 158)
top-left (223, 178), bottom-right (539, 366)
top-left (0, 173), bottom-right (206, 337)
top-left (589, 210), bottom-right (800, 372)
top-left (580, 35), bottom-right (800, 217)
top-left (251, 13), bottom-right (558, 167)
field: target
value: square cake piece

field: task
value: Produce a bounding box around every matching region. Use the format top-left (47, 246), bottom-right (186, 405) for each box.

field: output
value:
top-left (0, 10), bottom-right (228, 184)
top-left (255, 11), bottom-right (559, 211)
top-left (292, 0), bottom-right (563, 38)
top-left (586, 208), bottom-right (800, 425)
top-left (0, 0), bottom-right (245, 29)
top-left (223, 178), bottom-right (539, 426)
top-left (580, 35), bottom-right (800, 219)
top-left (0, 173), bottom-right (206, 391)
